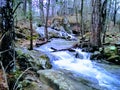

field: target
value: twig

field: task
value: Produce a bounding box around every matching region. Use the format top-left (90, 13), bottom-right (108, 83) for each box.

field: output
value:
top-left (13, 67), bottom-right (33, 90)
top-left (0, 61), bottom-right (9, 90)
top-left (5, 60), bottom-right (14, 72)
top-left (0, 49), bottom-right (11, 54)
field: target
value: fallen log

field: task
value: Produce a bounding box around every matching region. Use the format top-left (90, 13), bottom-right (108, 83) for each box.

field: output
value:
top-left (36, 41), bottom-right (48, 47)
top-left (51, 43), bottom-right (78, 52)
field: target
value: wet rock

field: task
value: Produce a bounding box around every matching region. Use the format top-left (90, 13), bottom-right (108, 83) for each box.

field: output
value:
top-left (75, 52), bottom-right (84, 59)
top-left (37, 70), bottom-right (94, 90)
top-left (90, 51), bottom-right (101, 60)
top-left (48, 31), bottom-right (59, 38)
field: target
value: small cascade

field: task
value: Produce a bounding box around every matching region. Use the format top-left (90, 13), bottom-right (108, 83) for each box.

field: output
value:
top-left (34, 37), bottom-right (120, 90)
top-left (51, 49), bottom-right (120, 90)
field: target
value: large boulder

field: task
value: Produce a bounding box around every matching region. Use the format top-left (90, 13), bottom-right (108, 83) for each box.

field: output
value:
top-left (37, 70), bottom-right (95, 90)
top-left (50, 16), bottom-right (71, 33)
top-left (104, 46), bottom-right (120, 64)
top-left (104, 46), bottom-right (118, 57)
top-left (15, 47), bottom-right (52, 70)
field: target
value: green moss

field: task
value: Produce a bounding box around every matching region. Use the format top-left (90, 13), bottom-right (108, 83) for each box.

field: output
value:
top-left (26, 34), bottom-right (38, 40)
top-left (17, 50), bottom-right (23, 56)
top-left (104, 46), bottom-right (118, 57)
top-left (39, 55), bottom-right (52, 69)
top-left (39, 55), bottom-right (49, 61)
top-left (107, 55), bottom-right (120, 61)
top-left (45, 61), bottom-right (52, 69)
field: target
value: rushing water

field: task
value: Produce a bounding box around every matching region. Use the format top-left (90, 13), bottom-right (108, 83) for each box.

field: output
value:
top-left (51, 49), bottom-right (120, 90)
top-left (34, 31), bottom-right (120, 90)
top-left (35, 41), bottom-right (120, 90)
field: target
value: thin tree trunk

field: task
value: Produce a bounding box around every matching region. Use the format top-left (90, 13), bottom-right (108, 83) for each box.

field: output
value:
top-left (29, 0), bottom-right (33, 50)
top-left (75, 7), bottom-right (79, 29)
top-left (102, 0), bottom-right (108, 43)
top-left (80, 0), bottom-right (84, 37)
top-left (113, 0), bottom-right (117, 26)
top-left (39, 0), bottom-right (45, 24)
top-left (23, 0), bottom-right (27, 21)
top-left (45, 0), bottom-right (50, 41)
top-left (51, 0), bottom-right (55, 16)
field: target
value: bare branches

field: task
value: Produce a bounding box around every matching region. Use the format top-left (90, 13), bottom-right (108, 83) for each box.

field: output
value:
top-left (0, 61), bottom-right (9, 90)
top-left (13, 67), bottom-right (33, 90)
top-left (12, 2), bottom-right (23, 14)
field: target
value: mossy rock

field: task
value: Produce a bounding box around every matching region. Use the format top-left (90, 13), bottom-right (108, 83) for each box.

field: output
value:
top-left (39, 55), bottom-right (52, 69)
top-left (39, 55), bottom-right (49, 61)
top-left (105, 37), bottom-right (114, 43)
top-left (16, 47), bottom-right (52, 70)
top-left (107, 55), bottom-right (120, 64)
top-left (23, 82), bottom-right (40, 90)
top-left (107, 55), bottom-right (120, 60)
top-left (16, 48), bottom-right (44, 70)
top-left (104, 46), bottom-right (118, 57)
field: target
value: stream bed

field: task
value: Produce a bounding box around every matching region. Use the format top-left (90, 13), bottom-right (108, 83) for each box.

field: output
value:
top-left (34, 26), bottom-right (120, 90)
top-left (34, 38), bottom-right (120, 90)
top-left (34, 39), bottom-right (120, 90)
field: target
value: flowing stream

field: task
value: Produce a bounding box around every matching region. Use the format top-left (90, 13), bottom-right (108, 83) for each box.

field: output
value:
top-left (35, 27), bottom-right (120, 90)
top-left (51, 49), bottom-right (120, 90)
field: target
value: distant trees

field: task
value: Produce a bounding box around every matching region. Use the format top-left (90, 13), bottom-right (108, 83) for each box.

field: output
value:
top-left (12, 0), bottom-right (120, 47)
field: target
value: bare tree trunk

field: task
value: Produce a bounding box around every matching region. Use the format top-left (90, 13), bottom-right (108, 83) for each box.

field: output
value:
top-left (51, 0), bottom-right (55, 16)
top-left (90, 0), bottom-right (102, 47)
top-left (39, 0), bottom-right (45, 24)
top-left (29, 0), bottom-right (33, 50)
top-left (101, 0), bottom-right (108, 43)
top-left (75, 7), bottom-right (78, 25)
top-left (80, 0), bottom-right (84, 37)
top-left (113, 0), bottom-right (120, 26)
top-left (44, 0), bottom-right (50, 41)
top-left (113, 0), bottom-right (117, 26)
top-left (23, 0), bottom-right (27, 21)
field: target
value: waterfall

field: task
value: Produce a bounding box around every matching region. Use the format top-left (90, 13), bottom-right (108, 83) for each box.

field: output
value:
top-left (51, 49), bottom-right (120, 90)
top-left (34, 37), bottom-right (120, 90)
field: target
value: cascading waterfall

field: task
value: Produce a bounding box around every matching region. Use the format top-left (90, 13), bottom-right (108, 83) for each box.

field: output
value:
top-left (34, 26), bottom-right (120, 89)
top-left (51, 48), bottom-right (120, 90)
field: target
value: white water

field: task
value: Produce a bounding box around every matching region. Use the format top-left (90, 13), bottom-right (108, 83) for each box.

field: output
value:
top-left (34, 36), bottom-right (120, 89)
top-left (51, 48), bottom-right (120, 90)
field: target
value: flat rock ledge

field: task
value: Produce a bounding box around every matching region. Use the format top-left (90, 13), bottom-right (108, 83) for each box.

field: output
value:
top-left (37, 70), bottom-right (94, 90)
